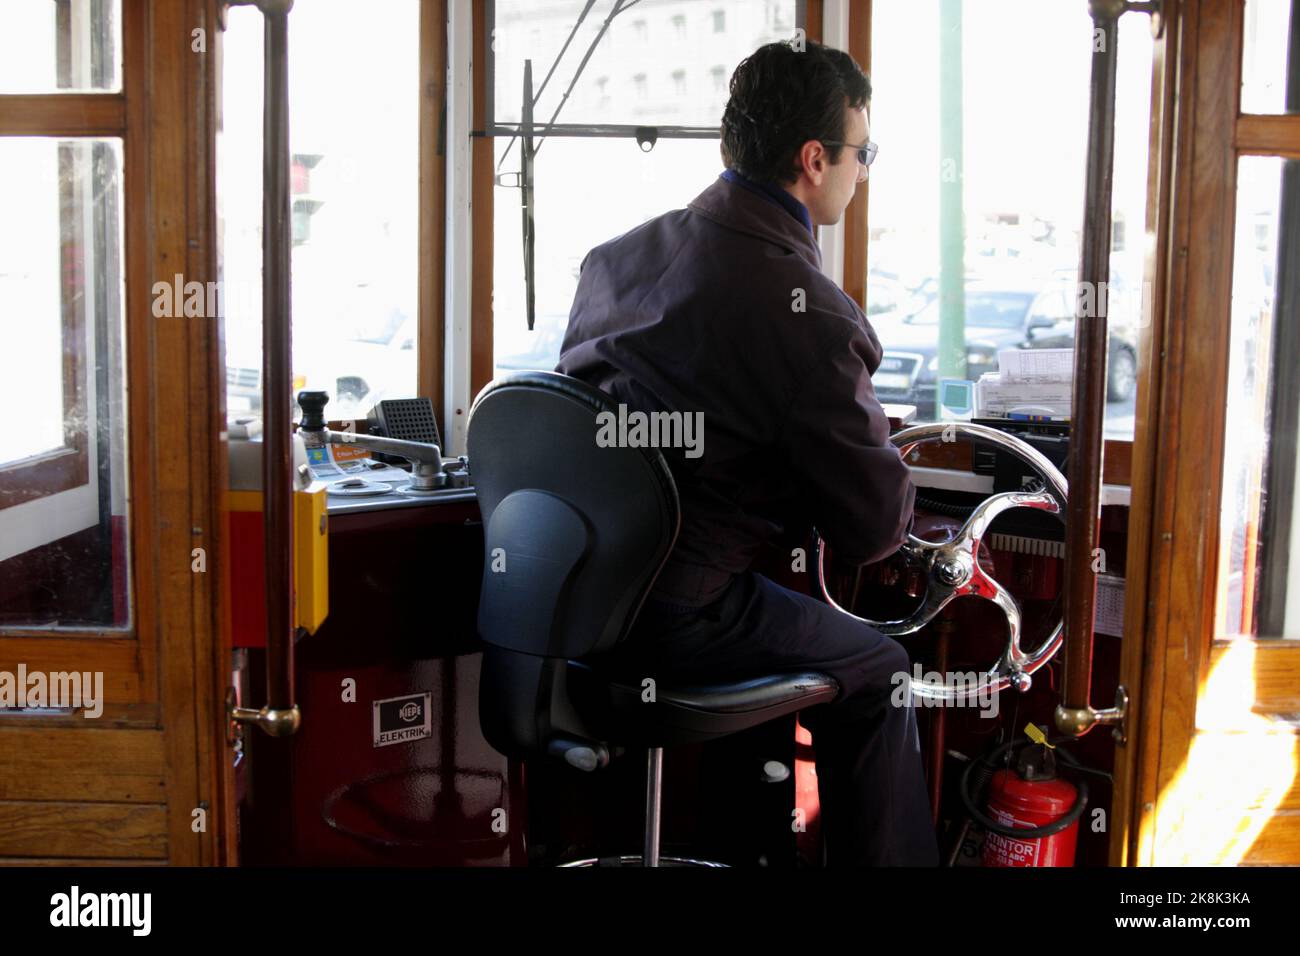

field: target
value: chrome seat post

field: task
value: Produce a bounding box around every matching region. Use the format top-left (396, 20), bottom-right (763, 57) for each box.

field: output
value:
top-left (644, 747), bottom-right (663, 867)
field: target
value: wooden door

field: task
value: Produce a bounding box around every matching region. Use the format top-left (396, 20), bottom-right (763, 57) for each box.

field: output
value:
top-left (0, 0), bottom-right (232, 865)
top-left (1113, 0), bottom-right (1300, 865)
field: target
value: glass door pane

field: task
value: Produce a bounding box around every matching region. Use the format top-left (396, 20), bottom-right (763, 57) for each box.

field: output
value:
top-left (0, 137), bottom-right (130, 630)
top-left (1214, 155), bottom-right (1300, 639)
top-left (0, 0), bottom-right (120, 93)
top-left (1242, 0), bottom-right (1297, 114)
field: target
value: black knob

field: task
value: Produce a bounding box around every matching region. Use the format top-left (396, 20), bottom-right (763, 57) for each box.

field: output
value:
top-left (297, 390), bottom-right (329, 431)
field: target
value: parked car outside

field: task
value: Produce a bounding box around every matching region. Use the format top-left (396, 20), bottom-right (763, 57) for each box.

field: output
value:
top-left (868, 280), bottom-right (1139, 420)
top-left (225, 283), bottom-right (418, 423)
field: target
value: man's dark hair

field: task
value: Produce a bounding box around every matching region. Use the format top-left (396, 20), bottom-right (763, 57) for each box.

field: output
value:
top-left (721, 40), bottom-right (871, 185)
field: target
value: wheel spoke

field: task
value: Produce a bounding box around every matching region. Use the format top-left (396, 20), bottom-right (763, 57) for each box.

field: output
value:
top-left (968, 563), bottom-right (1026, 671)
top-left (874, 581), bottom-right (957, 636)
top-left (899, 532), bottom-right (941, 563)
top-left (813, 421), bottom-right (1070, 696)
top-left (956, 490), bottom-right (1060, 554)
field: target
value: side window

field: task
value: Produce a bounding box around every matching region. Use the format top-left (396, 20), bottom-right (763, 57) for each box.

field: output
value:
top-left (1028, 289), bottom-right (1070, 325)
top-left (0, 5), bottom-right (131, 631)
top-left (866, 279), bottom-right (901, 316)
top-left (219, 0), bottom-right (422, 423)
top-left (867, 3), bottom-right (1152, 439)
top-left (489, 0), bottom-right (802, 378)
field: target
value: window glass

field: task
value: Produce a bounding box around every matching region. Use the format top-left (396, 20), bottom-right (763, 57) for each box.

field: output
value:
top-left (0, 0), bottom-right (120, 93)
top-left (1215, 156), bottom-right (1298, 639)
top-left (220, 1), bottom-right (420, 423)
top-left (866, 1), bottom-right (1152, 440)
top-left (491, 0), bottom-right (800, 376)
top-left (491, 0), bottom-right (800, 128)
top-left (494, 136), bottom-right (724, 375)
top-left (0, 137), bottom-right (130, 630)
top-left (1241, 0), bottom-right (1295, 115)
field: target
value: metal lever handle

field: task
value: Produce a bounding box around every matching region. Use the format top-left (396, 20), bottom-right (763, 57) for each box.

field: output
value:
top-left (324, 431), bottom-right (448, 491)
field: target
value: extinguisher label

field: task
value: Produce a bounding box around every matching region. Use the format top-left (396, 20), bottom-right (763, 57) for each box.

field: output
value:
top-left (984, 807), bottom-right (1040, 867)
top-left (372, 692), bottom-right (432, 748)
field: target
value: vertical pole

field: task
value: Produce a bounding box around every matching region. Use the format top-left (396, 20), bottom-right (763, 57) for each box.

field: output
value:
top-left (1059, 2), bottom-right (1120, 729)
top-left (445, 0), bottom-right (473, 455)
top-left (644, 748), bottom-right (663, 866)
top-left (938, 0), bottom-right (967, 383)
top-left (261, 0), bottom-right (296, 724)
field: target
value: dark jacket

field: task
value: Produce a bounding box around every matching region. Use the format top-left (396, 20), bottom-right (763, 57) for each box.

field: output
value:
top-left (556, 173), bottom-right (915, 606)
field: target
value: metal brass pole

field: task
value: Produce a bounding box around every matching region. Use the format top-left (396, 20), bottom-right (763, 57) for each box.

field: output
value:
top-left (1056, 0), bottom-right (1127, 739)
top-left (230, 0), bottom-right (300, 737)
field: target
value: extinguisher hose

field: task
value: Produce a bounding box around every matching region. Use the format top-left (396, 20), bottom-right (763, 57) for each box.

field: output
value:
top-left (959, 737), bottom-right (1090, 840)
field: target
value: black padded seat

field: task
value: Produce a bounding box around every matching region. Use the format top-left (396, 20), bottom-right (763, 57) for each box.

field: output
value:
top-left (468, 371), bottom-right (840, 864)
top-left (568, 663), bottom-right (839, 747)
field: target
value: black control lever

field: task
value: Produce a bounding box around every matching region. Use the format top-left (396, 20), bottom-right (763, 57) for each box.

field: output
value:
top-left (297, 389), bottom-right (329, 432)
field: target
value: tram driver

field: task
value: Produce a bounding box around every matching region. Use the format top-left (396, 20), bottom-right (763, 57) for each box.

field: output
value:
top-left (557, 40), bottom-right (937, 866)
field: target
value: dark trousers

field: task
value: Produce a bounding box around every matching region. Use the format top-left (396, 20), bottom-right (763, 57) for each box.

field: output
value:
top-left (608, 571), bottom-right (940, 866)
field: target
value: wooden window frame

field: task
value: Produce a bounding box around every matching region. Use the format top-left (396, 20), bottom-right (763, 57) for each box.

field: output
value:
top-left (418, 0), bottom-right (447, 419)
top-left (0, 17), bottom-right (119, 509)
top-left (0, 21), bottom-right (131, 632)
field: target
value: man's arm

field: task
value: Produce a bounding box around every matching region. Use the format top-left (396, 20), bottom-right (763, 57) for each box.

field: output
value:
top-left (782, 325), bottom-right (916, 566)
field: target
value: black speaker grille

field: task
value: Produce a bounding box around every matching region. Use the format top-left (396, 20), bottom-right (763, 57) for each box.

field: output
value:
top-left (368, 398), bottom-right (441, 455)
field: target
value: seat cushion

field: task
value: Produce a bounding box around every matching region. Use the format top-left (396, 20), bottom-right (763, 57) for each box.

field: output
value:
top-left (567, 661), bottom-right (839, 747)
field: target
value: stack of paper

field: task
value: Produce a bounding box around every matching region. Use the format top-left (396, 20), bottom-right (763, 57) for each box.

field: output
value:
top-left (996, 348), bottom-right (1074, 384)
top-left (976, 348), bottom-right (1073, 421)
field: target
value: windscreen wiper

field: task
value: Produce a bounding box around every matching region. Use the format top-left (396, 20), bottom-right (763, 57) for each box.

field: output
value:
top-left (495, 0), bottom-right (636, 331)
top-left (521, 60), bottom-right (535, 330)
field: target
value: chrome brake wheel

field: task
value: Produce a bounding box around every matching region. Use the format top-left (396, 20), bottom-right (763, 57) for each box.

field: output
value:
top-left (813, 422), bottom-right (1068, 703)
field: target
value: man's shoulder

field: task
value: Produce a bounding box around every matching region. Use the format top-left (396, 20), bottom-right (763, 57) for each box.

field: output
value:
top-left (592, 205), bottom-right (695, 252)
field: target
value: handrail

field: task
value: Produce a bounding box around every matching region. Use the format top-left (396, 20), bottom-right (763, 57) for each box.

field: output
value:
top-left (1055, 0), bottom-right (1162, 739)
top-left (226, 0), bottom-right (300, 737)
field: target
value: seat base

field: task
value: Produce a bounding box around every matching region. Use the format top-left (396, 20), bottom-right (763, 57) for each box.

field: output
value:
top-left (558, 854), bottom-right (728, 868)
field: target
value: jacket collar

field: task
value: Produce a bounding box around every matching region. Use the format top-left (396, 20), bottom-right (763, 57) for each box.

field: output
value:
top-left (687, 174), bottom-right (823, 272)
top-left (719, 169), bottom-right (814, 234)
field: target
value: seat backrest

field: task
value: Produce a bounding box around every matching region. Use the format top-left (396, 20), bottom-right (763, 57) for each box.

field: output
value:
top-left (466, 371), bottom-right (680, 761)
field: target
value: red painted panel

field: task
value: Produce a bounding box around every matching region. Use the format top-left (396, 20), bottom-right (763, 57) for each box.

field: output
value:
top-left (229, 509), bottom-right (268, 648)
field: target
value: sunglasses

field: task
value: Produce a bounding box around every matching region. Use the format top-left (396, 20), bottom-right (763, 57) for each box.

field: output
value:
top-left (822, 140), bottom-right (878, 168)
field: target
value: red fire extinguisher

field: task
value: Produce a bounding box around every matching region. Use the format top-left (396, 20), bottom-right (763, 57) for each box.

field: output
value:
top-left (960, 730), bottom-right (1089, 867)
